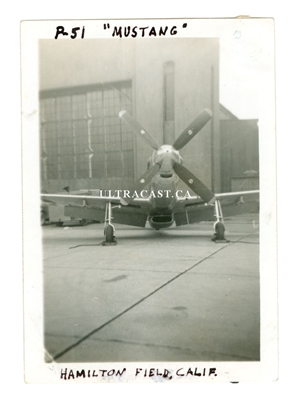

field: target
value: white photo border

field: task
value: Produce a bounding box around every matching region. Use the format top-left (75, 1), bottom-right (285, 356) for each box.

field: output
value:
top-left (21, 17), bottom-right (277, 384)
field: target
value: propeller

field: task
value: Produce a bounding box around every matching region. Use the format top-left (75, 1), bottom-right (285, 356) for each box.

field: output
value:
top-left (173, 162), bottom-right (215, 203)
top-left (119, 108), bottom-right (214, 203)
top-left (173, 108), bottom-right (212, 150)
top-left (120, 163), bottom-right (161, 205)
top-left (119, 110), bottom-right (160, 150)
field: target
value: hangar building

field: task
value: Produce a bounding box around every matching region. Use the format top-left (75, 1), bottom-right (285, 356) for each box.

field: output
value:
top-left (219, 105), bottom-right (259, 193)
top-left (39, 38), bottom-right (258, 195)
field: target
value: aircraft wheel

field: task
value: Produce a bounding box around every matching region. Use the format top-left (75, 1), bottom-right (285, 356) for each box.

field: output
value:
top-left (56, 221), bottom-right (64, 227)
top-left (215, 222), bottom-right (225, 240)
top-left (105, 224), bottom-right (114, 243)
top-left (79, 219), bottom-right (88, 226)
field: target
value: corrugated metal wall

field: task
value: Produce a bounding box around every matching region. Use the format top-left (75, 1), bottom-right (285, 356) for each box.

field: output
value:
top-left (220, 119), bottom-right (259, 192)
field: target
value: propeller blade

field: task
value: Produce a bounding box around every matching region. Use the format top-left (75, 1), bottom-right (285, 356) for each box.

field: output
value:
top-left (173, 162), bottom-right (215, 203)
top-left (173, 108), bottom-right (212, 150)
top-left (119, 110), bottom-right (160, 150)
top-left (120, 163), bottom-right (161, 205)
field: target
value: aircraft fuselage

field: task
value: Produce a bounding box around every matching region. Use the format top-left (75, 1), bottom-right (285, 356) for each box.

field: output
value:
top-left (148, 145), bottom-right (183, 229)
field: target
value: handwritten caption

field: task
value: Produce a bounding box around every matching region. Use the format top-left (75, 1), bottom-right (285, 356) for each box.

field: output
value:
top-left (54, 23), bottom-right (188, 39)
top-left (59, 366), bottom-right (217, 381)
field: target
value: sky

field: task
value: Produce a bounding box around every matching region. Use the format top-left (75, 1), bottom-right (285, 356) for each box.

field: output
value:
top-left (220, 38), bottom-right (259, 119)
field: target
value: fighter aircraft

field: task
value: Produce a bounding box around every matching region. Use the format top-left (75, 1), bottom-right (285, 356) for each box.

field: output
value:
top-left (41, 108), bottom-right (259, 244)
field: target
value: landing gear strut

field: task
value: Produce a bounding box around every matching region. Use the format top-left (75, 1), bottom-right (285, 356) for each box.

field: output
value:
top-left (211, 199), bottom-right (228, 242)
top-left (102, 202), bottom-right (117, 246)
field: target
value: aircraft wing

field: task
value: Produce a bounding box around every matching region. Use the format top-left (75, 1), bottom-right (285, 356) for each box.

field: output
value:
top-left (41, 193), bottom-right (120, 207)
top-left (41, 192), bottom-right (151, 227)
top-left (173, 190), bottom-right (259, 226)
top-left (214, 189), bottom-right (259, 204)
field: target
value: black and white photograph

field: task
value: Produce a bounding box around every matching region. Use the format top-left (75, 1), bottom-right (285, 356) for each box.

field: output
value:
top-left (21, 18), bottom-right (277, 383)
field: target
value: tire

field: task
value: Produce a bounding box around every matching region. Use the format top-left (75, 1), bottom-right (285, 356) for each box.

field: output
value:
top-left (79, 219), bottom-right (88, 226)
top-left (56, 221), bottom-right (64, 227)
top-left (215, 222), bottom-right (225, 240)
top-left (105, 224), bottom-right (114, 243)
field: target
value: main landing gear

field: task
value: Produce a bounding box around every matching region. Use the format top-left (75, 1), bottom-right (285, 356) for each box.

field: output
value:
top-left (102, 202), bottom-right (117, 246)
top-left (211, 199), bottom-right (228, 243)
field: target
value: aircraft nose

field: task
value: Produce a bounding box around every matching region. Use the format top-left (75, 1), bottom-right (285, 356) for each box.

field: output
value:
top-left (159, 153), bottom-right (174, 178)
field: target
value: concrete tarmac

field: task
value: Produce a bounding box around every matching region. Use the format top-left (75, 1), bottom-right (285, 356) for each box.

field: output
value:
top-left (42, 214), bottom-right (259, 363)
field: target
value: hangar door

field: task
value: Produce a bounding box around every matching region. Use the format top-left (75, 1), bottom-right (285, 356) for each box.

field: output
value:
top-left (39, 81), bottom-right (134, 186)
